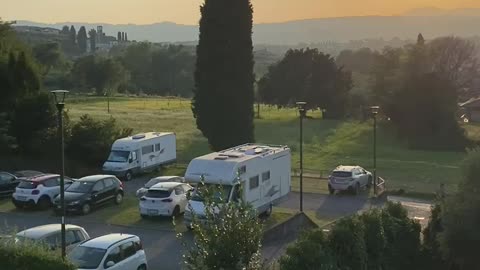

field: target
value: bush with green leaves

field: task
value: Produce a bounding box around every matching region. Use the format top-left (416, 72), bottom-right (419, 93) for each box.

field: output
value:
top-left (68, 114), bottom-right (132, 166)
top-left (177, 180), bottom-right (264, 270)
top-left (360, 209), bottom-right (386, 270)
top-left (0, 236), bottom-right (75, 270)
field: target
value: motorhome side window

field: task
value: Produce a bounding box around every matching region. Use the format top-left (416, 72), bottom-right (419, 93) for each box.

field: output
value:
top-left (142, 145), bottom-right (154, 155)
top-left (238, 166), bottom-right (246, 175)
top-left (249, 175), bottom-right (259, 190)
top-left (262, 171), bottom-right (270, 182)
top-left (155, 143), bottom-right (161, 152)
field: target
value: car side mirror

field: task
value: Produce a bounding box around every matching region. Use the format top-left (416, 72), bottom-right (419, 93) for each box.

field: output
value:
top-left (106, 261), bottom-right (115, 268)
top-left (129, 157), bottom-right (133, 163)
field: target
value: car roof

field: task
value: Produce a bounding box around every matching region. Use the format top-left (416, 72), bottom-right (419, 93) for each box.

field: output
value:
top-left (17, 224), bottom-right (83, 239)
top-left (150, 181), bottom-right (183, 190)
top-left (80, 233), bottom-right (137, 249)
top-left (334, 165), bottom-right (359, 172)
top-left (28, 174), bottom-right (59, 182)
top-left (150, 176), bottom-right (182, 181)
top-left (78, 175), bottom-right (116, 182)
top-left (14, 170), bottom-right (44, 177)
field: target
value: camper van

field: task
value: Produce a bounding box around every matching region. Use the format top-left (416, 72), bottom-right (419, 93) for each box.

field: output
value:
top-left (183, 143), bottom-right (291, 227)
top-left (102, 132), bottom-right (176, 181)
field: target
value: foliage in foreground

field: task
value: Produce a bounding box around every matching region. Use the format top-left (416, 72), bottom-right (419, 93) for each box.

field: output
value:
top-left (178, 180), bottom-right (264, 270)
top-left (0, 237), bottom-right (75, 270)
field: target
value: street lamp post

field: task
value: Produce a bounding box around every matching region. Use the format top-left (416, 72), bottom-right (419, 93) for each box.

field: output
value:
top-left (370, 106), bottom-right (379, 196)
top-left (296, 102), bottom-right (307, 212)
top-left (51, 90), bottom-right (69, 259)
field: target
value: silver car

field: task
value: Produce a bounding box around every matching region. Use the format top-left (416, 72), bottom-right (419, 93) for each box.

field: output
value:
top-left (136, 176), bottom-right (184, 198)
top-left (328, 165), bottom-right (372, 195)
top-left (16, 224), bottom-right (90, 252)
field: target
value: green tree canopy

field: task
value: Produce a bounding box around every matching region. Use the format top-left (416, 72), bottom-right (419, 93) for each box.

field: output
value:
top-left (32, 42), bottom-right (63, 75)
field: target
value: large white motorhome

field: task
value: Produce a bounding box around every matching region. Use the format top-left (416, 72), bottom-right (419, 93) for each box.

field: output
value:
top-left (102, 132), bottom-right (176, 181)
top-left (183, 143), bottom-right (291, 227)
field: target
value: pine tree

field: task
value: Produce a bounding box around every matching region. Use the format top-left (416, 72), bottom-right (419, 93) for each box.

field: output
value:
top-left (77, 26), bottom-right (88, 53)
top-left (61, 25), bottom-right (69, 34)
top-left (117, 31), bottom-right (122, 42)
top-left (88, 29), bottom-right (97, 53)
top-left (192, 0), bottom-right (255, 151)
top-left (69, 25), bottom-right (76, 45)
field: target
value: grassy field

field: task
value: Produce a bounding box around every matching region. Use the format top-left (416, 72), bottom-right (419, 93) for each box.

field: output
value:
top-left (67, 96), bottom-right (468, 195)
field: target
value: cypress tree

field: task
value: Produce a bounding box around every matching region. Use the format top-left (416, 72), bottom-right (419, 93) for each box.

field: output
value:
top-left (125, 33), bottom-right (128, 41)
top-left (417, 33), bottom-right (425, 46)
top-left (192, 0), bottom-right (255, 151)
top-left (69, 25), bottom-right (76, 45)
top-left (117, 31), bottom-right (122, 42)
top-left (88, 29), bottom-right (97, 53)
top-left (77, 26), bottom-right (88, 53)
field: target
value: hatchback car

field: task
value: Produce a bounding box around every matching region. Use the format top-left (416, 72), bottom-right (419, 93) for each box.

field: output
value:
top-left (55, 175), bottom-right (124, 215)
top-left (13, 170), bottom-right (44, 178)
top-left (328, 165), bottom-right (372, 195)
top-left (139, 182), bottom-right (192, 217)
top-left (68, 233), bottom-right (148, 270)
top-left (0, 171), bottom-right (23, 197)
top-left (12, 174), bottom-right (74, 209)
top-left (135, 176), bottom-right (185, 198)
top-left (16, 224), bottom-right (90, 252)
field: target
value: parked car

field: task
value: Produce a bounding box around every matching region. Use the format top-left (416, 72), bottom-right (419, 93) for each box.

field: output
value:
top-left (328, 165), bottom-right (372, 195)
top-left (139, 182), bottom-right (192, 217)
top-left (0, 172), bottom-right (23, 197)
top-left (55, 175), bottom-right (124, 215)
top-left (16, 224), bottom-right (90, 252)
top-left (12, 174), bottom-right (74, 209)
top-left (13, 170), bottom-right (44, 178)
top-left (68, 233), bottom-right (148, 270)
top-left (135, 176), bottom-right (185, 198)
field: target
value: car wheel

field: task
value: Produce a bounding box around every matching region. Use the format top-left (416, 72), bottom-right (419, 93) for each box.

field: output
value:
top-left (140, 214), bottom-right (148, 219)
top-left (12, 199), bottom-right (22, 209)
top-left (328, 184), bottom-right (335, 195)
top-left (172, 205), bottom-right (180, 217)
top-left (81, 203), bottom-right (91, 215)
top-left (38, 196), bottom-right (52, 210)
top-left (137, 264), bottom-right (147, 270)
top-left (353, 183), bottom-right (360, 195)
top-left (125, 170), bottom-right (133, 181)
top-left (264, 204), bottom-right (273, 217)
top-left (114, 192), bottom-right (123, 205)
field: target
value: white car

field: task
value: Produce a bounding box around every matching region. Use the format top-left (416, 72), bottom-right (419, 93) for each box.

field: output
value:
top-left (16, 224), bottom-right (90, 252)
top-left (139, 182), bottom-right (192, 217)
top-left (328, 165), bottom-right (373, 195)
top-left (12, 174), bottom-right (74, 209)
top-left (135, 176), bottom-right (185, 198)
top-left (68, 233), bottom-right (148, 270)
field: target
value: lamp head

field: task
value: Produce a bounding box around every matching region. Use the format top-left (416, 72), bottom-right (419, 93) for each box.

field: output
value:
top-left (370, 106), bottom-right (380, 115)
top-left (50, 90), bottom-right (69, 105)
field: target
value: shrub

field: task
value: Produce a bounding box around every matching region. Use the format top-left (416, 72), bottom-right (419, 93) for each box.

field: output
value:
top-left (68, 114), bottom-right (132, 166)
top-left (360, 209), bottom-right (386, 270)
top-left (0, 237), bottom-right (75, 270)
top-left (279, 230), bottom-right (336, 270)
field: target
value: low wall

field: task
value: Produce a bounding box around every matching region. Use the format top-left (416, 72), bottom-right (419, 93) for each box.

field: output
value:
top-left (263, 212), bottom-right (318, 245)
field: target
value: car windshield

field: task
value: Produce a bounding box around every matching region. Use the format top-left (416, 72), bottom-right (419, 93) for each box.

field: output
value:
top-left (191, 184), bottom-right (232, 203)
top-left (107, 150), bottom-right (130, 163)
top-left (145, 178), bottom-right (163, 188)
top-left (332, 171), bottom-right (353, 178)
top-left (17, 180), bottom-right (36, 189)
top-left (66, 181), bottom-right (94, 193)
top-left (145, 189), bottom-right (171, 198)
top-left (68, 246), bottom-right (106, 269)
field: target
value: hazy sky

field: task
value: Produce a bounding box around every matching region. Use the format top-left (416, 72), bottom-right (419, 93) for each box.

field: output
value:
top-left (3, 0), bottom-right (480, 24)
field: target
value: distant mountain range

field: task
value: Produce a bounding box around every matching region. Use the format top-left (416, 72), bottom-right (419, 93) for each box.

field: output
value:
top-left (14, 10), bottom-right (480, 45)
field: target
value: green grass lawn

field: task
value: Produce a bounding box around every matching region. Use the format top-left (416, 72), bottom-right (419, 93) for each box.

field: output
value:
top-left (67, 96), bottom-right (467, 195)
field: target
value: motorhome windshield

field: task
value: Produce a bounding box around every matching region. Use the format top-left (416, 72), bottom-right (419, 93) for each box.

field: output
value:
top-left (191, 184), bottom-right (232, 203)
top-left (107, 150), bottom-right (130, 163)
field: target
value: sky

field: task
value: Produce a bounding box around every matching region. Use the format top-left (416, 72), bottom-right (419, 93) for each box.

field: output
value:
top-left (2, 0), bottom-right (480, 25)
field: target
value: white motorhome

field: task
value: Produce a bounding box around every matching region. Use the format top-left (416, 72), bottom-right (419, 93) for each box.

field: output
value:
top-left (102, 132), bottom-right (176, 181)
top-left (183, 143), bottom-right (291, 227)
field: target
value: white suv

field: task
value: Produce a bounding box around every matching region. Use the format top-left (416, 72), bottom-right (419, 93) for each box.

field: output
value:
top-left (328, 165), bottom-right (372, 195)
top-left (16, 224), bottom-right (90, 252)
top-left (139, 182), bottom-right (193, 217)
top-left (12, 174), bottom-right (74, 209)
top-left (68, 234), bottom-right (148, 270)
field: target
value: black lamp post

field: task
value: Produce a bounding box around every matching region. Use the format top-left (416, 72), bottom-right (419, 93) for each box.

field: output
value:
top-left (51, 90), bottom-right (69, 259)
top-left (370, 106), bottom-right (379, 196)
top-left (296, 101), bottom-right (306, 212)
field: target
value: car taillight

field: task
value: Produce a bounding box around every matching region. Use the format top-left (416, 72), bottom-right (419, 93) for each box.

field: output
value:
top-left (162, 198), bottom-right (173, 202)
top-left (120, 181), bottom-right (124, 189)
top-left (138, 241), bottom-right (143, 250)
top-left (31, 189), bottom-right (40, 195)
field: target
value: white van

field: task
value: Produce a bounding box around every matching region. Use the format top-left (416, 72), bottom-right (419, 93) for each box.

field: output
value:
top-left (183, 143), bottom-right (291, 227)
top-left (102, 132), bottom-right (176, 181)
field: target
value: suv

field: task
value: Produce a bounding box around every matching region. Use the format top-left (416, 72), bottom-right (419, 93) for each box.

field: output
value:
top-left (139, 182), bottom-right (192, 217)
top-left (16, 224), bottom-right (90, 252)
top-left (55, 175), bottom-right (124, 215)
top-left (12, 174), bottom-right (74, 209)
top-left (68, 233), bottom-right (148, 270)
top-left (328, 165), bottom-right (372, 195)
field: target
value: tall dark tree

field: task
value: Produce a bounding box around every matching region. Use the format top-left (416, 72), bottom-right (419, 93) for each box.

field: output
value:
top-left (69, 25), bottom-right (76, 46)
top-left (117, 32), bottom-right (122, 42)
top-left (417, 33), bottom-right (425, 46)
top-left (60, 25), bottom-right (69, 34)
top-left (124, 32), bottom-right (128, 41)
top-left (121, 32), bottom-right (125, 41)
top-left (88, 29), bottom-right (97, 53)
top-left (77, 26), bottom-right (88, 53)
top-left (192, 0), bottom-right (255, 151)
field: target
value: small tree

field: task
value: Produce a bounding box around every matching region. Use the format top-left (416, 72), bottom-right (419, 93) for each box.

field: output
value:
top-left (88, 29), bottom-right (97, 53)
top-left (69, 25), bottom-right (76, 46)
top-left (360, 209), bottom-right (386, 270)
top-left (77, 26), bottom-right (88, 53)
top-left (178, 179), bottom-right (263, 270)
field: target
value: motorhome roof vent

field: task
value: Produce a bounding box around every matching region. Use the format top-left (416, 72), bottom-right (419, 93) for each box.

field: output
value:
top-left (132, 134), bottom-right (146, 140)
top-left (219, 153), bottom-right (243, 158)
top-left (214, 156), bottom-right (228, 160)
